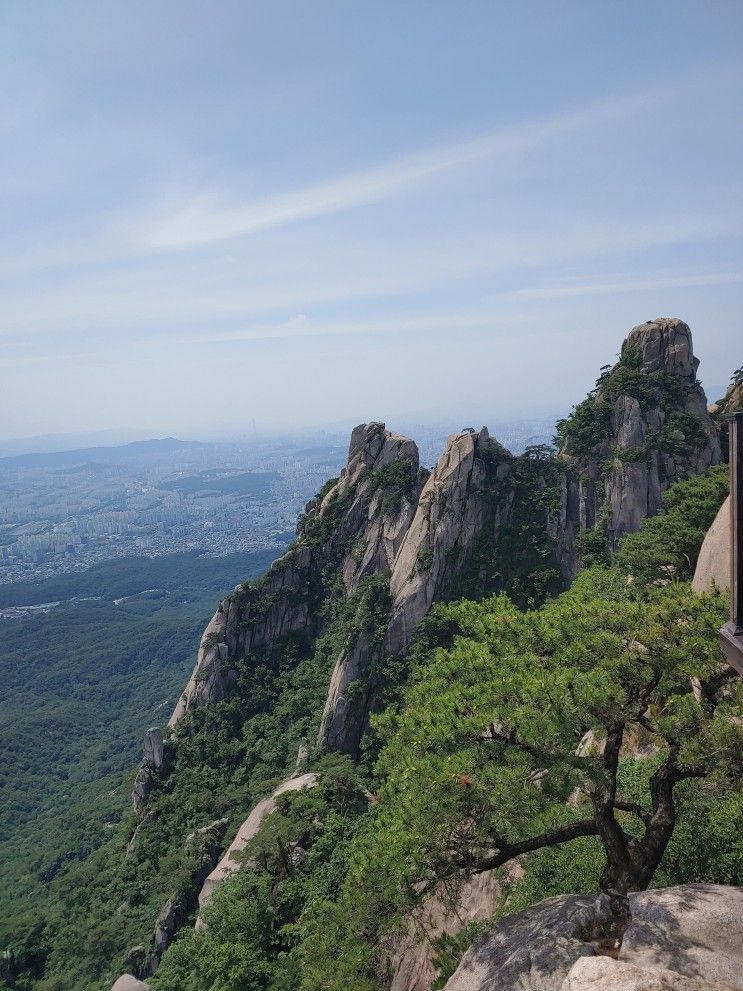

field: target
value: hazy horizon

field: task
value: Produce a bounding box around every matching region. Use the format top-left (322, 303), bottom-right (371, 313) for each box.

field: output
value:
top-left (2, 1), bottom-right (742, 440)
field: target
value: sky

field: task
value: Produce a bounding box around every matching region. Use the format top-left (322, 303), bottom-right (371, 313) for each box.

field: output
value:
top-left (1, 0), bottom-right (742, 442)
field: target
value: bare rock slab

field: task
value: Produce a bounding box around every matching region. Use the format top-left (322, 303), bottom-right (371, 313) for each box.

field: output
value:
top-left (111, 976), bottom-right (150, 991)
top-left (443, 885), bottom-right (743, 991)
top-left (562, 956), bottom-right (735, 991)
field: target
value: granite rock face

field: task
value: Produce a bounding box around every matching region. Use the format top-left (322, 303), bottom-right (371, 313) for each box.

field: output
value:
top-left (386, 428), bottom-right (512, 653)
top-left (130, 423), bottom-right (423, 817)
top-left (158, 319), bottom-right (720, 766)
top-left (131, 728), bottom-right (171, 816)
top-left (560, 318), bottom-right (720, 576)
top-left (167, 422), bottom-right (422, 732)
top-left (442, 885), bottom-right (743, 991)
top-left (442, 891), bottom-right (616, 991)
top-left (692, 496), bottom-right (730, 594)
top-left (115, 318), bottom-right (726, 984)
top-left (196, 772), bottom-right (318, 925)
top-left (561, 957), bottom-right (735, 991)
top-left (620, 885), bottom-right (743, 987)
top-left (111, 977), bottom-right (150, 991)
top-left (318, 427), bottom-right (516, 754)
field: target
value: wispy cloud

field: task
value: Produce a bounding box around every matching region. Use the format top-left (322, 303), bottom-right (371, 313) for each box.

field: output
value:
top-left (507, 270), bottom-right (743, 301)
top-left (135, 79), bottom-right (695, 252)
top-left (173, 310), bottom-right (539, 346)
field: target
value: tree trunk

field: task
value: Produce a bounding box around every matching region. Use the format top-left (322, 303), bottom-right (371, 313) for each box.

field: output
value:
top-left (597, 747), bottom-right (690, 893)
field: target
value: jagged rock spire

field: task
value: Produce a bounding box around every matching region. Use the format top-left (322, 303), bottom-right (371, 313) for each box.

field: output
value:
top-left (318, 427), bottom-right (515, 755)
top-left (559, 316), bottom-right (719, 564)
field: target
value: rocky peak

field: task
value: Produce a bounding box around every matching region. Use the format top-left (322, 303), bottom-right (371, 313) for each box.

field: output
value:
top-left (386, 427), bottom-right (512, 649)
top-left (132, 423), bottom-right (421, 812)
top-left (138, 319), bottom-right (720, 775)
top-left (622, 317), bottom-right (698, 379)
top-left (318, 427), bottom-right (516, 755)
top-left (112, 317), bottom-right (730, 987)
top-left (344, 421), bottom-right (419, 485)
top-left (558, 316), bottom-right (720, 563)
top-left (321, 422), bottom-right (423, 594)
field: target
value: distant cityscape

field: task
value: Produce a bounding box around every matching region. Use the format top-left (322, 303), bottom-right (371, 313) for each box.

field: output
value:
top-left (0, 419), bottom-right (556, 587)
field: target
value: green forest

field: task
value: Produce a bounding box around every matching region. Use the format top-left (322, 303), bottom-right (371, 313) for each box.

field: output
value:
top-left (3, 462), bottom-right (739, 991)
top-left (0, 549), bottom-right (280, 959)
top-left (147, 464), bottom-right (740, 991)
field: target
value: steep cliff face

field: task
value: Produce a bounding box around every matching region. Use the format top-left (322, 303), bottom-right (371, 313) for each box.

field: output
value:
top-left (116, 317), bottom-right (722, 988)
top-left (137, 319), bottom-right (720, 778)
top-left (168, 422), bottom-right (422, 728)
top-left (319, 428), bottom-right (519, 754)
top-left (130, 422), bottom-right (423, 814)
top-left (558, 318), bottom-right (719, 576)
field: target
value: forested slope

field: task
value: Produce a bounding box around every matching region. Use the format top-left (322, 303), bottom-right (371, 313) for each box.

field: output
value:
top-left (2, 318), bottom-right (740, 991)
top-left (0, 549), bottom-right (279, 960)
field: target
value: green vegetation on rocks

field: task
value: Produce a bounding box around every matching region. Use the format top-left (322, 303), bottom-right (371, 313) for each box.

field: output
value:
top-left (62, 465), bottom-right (733, 991)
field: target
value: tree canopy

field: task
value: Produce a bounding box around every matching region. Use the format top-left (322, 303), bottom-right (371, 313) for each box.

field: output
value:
top-left (299, 569), bottom-right (740, 991)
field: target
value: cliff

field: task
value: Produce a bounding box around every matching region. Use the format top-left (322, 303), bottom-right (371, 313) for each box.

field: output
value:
top-left (131, 319), bottom-right (718, 786)
top-left (166, 423), bottom-right (420, 727)
top-left (116, 316), bottom-right (722, 983)
top-left (318, 427), bottom-right (520, 754)
top-left (557, 318), bottom-right (719, 577)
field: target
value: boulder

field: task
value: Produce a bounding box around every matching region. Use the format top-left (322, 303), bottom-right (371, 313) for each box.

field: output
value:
top-left (111, 977), bottom-right (150, 991)
top-left (692, 496), bottom-right (730, 594)
top-left (620, 885), bottom-right (743, 988)
top-left (442, 891), bottom-right (617, 991)
top-left (561, 956), bottom-right (735, 991)
top-left (443, 885), bottom-right (743, 991)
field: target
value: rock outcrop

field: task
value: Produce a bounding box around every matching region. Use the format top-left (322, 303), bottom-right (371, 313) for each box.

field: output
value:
top-left (560, 318), bottom-right (719, 576)
top-left (443, 885), bottom-right (743, 991)
top-left (114, 317), bottom-right (726, 987)
top-left (167, 422), bottom-right (422, 733)
top-left (319, 427), bottom-right (517, 754)
top-left (131, 728), bottom-right (171, 816)
top-left (561, 957), bottom-right (735, 991)
top-left (196, 772), bottom-right (317, 924)
top-left (129, 423), bottom-right (424, 817)
top-left (133, 318), bottom-right (719, 776)
top-left (111, 977), bottom-right (150, 991)
top-left (692, 496), bottom-right (731, 594)
top-left (620, 885), bottom-right (743, 987)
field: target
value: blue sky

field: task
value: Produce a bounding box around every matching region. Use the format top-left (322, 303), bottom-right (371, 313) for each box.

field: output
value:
top-left (2, 1), bottom-right (742, 440)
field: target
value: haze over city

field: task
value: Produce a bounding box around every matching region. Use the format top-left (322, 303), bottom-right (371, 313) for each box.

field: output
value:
top-left (2, 0), bottom-right (742, 441)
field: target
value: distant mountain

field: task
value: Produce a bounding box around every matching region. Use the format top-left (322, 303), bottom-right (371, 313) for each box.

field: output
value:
top-left (0, 429), bottom-right (146, 456)
top-left (3, 319), bottom-right (738, 991)
top-left (0, 437), bottom-right (205, 469)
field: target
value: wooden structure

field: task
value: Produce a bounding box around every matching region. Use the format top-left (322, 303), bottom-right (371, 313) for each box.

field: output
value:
top-left (720, 411), bottom-right (743, 674)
